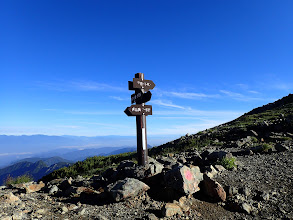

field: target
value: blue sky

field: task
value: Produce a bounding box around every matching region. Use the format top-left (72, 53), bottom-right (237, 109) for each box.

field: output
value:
top-left (1, 0), bottom-right (293, 142)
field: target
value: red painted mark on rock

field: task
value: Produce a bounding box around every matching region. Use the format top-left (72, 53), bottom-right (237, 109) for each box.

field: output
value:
top-left (185, 170), bottom-right (192, 181)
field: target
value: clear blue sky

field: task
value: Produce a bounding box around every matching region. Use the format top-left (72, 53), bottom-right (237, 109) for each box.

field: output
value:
top-left (1, 0), bottom-right (293, 139)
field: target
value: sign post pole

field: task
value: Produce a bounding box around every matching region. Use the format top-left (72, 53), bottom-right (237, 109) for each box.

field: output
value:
top-left (125, 73), bottom-right (155, 166)
top-left (135, 73), bottom-right (148, 166)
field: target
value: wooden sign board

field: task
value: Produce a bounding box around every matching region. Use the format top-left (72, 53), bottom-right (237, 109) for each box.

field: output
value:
top-left (132, 78), bottom-right (155, 92)
top-left (124, 104), bottom-right (152, 116)
top-left (131, 91), bottom-right (152, 104)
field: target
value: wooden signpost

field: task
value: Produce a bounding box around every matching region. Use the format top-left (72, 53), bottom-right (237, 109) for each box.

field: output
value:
top-left (124, 73), bottom-right (155, 166)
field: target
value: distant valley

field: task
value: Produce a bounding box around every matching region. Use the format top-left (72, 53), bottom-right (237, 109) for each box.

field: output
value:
top-left (0, 134), bottom-right (168, 168)
top-left (0, 157), bottom-right (73, 185)
top-left (0, 146), bottom-right (139, 185)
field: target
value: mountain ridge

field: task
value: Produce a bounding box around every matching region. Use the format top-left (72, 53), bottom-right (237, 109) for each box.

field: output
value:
top-left (42, 93), bottom-right (293, 182)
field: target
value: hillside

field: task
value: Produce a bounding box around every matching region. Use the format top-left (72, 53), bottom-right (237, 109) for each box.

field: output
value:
top-left (13, 157), bottom-right (73, 167)
top-left (1, 94), bottom-right (292, 219)
top-left (0, 158), bottom-right (73, 185)
top-left (42, 94), bottom-right (293, 182)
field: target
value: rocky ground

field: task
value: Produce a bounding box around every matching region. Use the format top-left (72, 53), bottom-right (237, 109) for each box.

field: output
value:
top-left (0, 137), bottom-right (292, 220)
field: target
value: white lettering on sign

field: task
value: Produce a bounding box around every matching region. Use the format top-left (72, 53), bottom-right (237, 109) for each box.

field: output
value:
top-left (144, 108), bottom-right (151, 112)
top-left (137, 80), bottom-right (151, 87)
top-left (131, 92), bottom-right (142, 103)
top-left (132, 107), bottom-right (142, 112)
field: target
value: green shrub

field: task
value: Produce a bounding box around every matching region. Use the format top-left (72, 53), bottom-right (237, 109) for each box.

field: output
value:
top-left (217, 156), bottom-right (237, 170)
top-left (5, 174), bottom-right (33, 186)
top-left (261, 143), bottom-right (272, 152)
top-left (251, 136), bottom-right (258, 143)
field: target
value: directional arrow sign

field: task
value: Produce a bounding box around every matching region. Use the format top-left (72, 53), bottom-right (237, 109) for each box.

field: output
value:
top-left (133, 78), bottom-right (155, 92)
top-left (131, 91), bottom-right (152, 104)
top-left (124, 105), bottom-right (152, 116)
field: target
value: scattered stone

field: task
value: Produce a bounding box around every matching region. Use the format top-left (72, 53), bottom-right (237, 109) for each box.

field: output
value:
top-left (48, 185), bottom-right (59, 195)
top-left (147, 159), bottom-right (164, 176)
top-left (157, 156), bottom-right (178, 167)
top-left (250, 130), bottom-right (259, 137)
top-left (275, 143), bottom-right (290, 152)
top-left (24, 181), bottom-right (45, 193)
top-left (1, 192), bottom-right (20, 203)
top-left (143, 213), bottom-right (158, 220)
top-left (239, 186), bottom-right (251, 197)
top-left (214, 164), bottom-right (226, 172)
top-left (78, 208), bottom-right (86, 215)
top-left (59, 178), bottom-right (72, 190)
top-left (204, 165), bottom-right (218, 178)
top-left (12, 211), bottom-right (26, 220)
top-left (262, 192), bottom-right (270, 201)
top-left (178, 196), bottom-right (191, 211)
top-left (227, 186), bottom-right (238, 197)
top-left (36, 208), bottom-right (47, 214)
top-left (61, 206), bottom-right (68, 214)
top-left (107, 178), bottom-right (150, 202)
top-left (201, 174), bottom-right (226, 202)
top-left (241, 202), bottom-right (252, 214)
top-left (207, 151), bottom-right (230, 161)
top-left (162, 203), bottom-right (183, 217)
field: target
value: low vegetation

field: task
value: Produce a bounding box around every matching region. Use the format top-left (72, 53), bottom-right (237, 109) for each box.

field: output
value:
top-left (261, 143), bottom-right (273, 152)
top-left (41, 152), bottom-right (136, 182)
top-left (217, 156), bottom-right (237, 170)
top-left (4, 174), bottom-right (33, 185)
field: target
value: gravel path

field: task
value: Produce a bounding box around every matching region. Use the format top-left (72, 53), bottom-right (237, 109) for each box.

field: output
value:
top-left (215, 151), bottom-right (293, 219)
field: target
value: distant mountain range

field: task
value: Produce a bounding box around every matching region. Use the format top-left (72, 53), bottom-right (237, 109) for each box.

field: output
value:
top-left (0, 146), bottom-right (140, 185)
top-left (0, 134), bottom-right (167, 167)
top-left (33, 146), bottom-right (138, 162)
top-left (0, 157), bottom-right (73, 185)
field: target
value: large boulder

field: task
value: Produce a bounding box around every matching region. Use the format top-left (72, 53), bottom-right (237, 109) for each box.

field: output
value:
top-left (163, 165), bottom-right (203, 195)
top-left (147, 157), bottom-right (164, 176)
top-left (161, 203), bottom-right (183, 217)
top-left (107, 177), bottom-right (150, 202)
top-left (24, 181), bottom-right (45, 193)
top-left (207, 151), bottom-right (230, 162)
top-left (1, 192), bottom-right (20, 203)
top-left (201, 174), bottom-right (226, 202)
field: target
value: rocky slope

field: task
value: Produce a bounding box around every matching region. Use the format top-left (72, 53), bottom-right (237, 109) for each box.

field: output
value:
top-left (0, 94), bottom-right (292, 219)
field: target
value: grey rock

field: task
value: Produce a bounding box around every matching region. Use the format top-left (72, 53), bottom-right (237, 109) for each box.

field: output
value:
top-left (261, 192), bottom-right (270, 201)
top-left (147, 159), bottom-right (164, 176)
top-left (236, 136), bottom-right (252, 147)
top-left (78, 208), bottom-right (86, 216)
top-left (157, 156), bottom-right (178, 166)
top-left (275, 143), bottom-right (290, 152)
top-left (143, 213), bottom-right (158, 220)
top-left (204, 165), bottom-right (218, 178)
top-left (117, 160), bottom-right (136, 170)
top-left (161, 203), bottom-right (183, 217)
top-left (164, 165), bottom-right (202, 195)
top-left (107, 178), bottom-right (150, 202)
top-left (48, 185), bottom-right (59, 195)
top-left (201, 174), bottom-right (226, 202)
top-left (207, 151), bottom-right (229, 161)
top-left (95, 214), bottom-right (108, 220)
top-left (239, 186), bottom-right (251, 197)
top-left (214, 164), bottom-right (226, 172)
top-left (241, 203), bottom-right (252, 214)
top-left (227, 186), bottom-right (238, 197)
